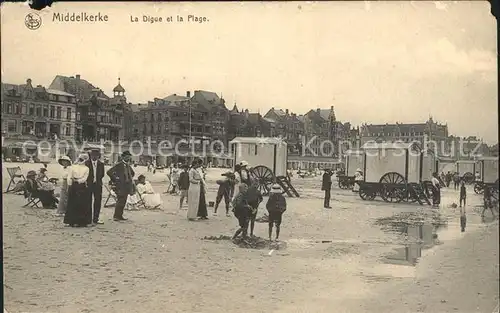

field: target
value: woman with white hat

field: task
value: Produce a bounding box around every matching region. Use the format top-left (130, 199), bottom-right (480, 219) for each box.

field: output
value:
top-left (64, 153), bottom-right (92, 227)
top-left (353, 168), bottom-right (364, 193)
top-left (54, 155), bottom-right (72, 217)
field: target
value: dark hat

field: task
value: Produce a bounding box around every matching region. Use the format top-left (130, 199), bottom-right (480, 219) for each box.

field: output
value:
top-left (121, 151), bottom-right (132, 157)
top-left (40, 168), bottom-right (47, 173)
top-left (27, 170), bottom-right (37, 177)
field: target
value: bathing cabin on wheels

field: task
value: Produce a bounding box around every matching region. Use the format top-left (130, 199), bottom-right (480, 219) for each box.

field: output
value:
top-left (338, 150), bottom-right (364, 189)
top-left (455, 160), bottom-right (477, 184)
top-left (357, 142), bottom-right (438, 205)
top-left (229, 137), bottom-right (299, 197)
top-left (473, 157), bottom-right (499, 204)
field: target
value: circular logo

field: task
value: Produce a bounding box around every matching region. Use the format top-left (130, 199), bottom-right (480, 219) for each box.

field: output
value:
top-left (25, 13), bottom-right (42, 30)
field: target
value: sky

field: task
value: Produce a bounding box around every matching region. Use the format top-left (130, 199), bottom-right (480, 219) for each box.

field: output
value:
top-left (1, 1), bottom-right (497, 143)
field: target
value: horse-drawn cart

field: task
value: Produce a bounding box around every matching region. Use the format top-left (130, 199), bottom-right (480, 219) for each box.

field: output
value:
top-left (357, 142), bottom-right (438, 205)
top-left (338, 150), bottom-right (363, 189)
top-left (230, 137), bottom-right (299, 197)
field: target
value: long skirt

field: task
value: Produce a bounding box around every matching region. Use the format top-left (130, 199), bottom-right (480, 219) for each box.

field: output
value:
top-left (56, 178), bottom-right (69, 214)
top-left (64, 182), bottom-right (92, 226)
top-left (432, 186), bottom-right (441, 205)
top-left (187, 183), bottom-right (201, 220)
top-left (142, 193), bottom-right (162, 208)
top-left (37, 190), bottom-right (58, 208)
top-left (197, 187), bottom-right (208, 218)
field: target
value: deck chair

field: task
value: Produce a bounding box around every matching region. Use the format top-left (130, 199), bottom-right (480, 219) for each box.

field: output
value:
top-left (104, 183), bottom-right (117, 208)
top-left (22, 182), bottom-right (41, 208)
top-left (164, 173), bottom-right (173, 194)
top-left (133, 180), bottom-right (148, 210)
top-left (5, 167), bottom-right (26, 193)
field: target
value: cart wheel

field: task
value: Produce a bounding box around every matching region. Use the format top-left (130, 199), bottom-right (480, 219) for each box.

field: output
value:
top-left (359, 187), bottom-right (368, 200)
top-left (379, 172), bottom-right (406, 203)
top-left (463, 172), bottom-right (474, 184)
top-left (474, 182), bottom-right (484, 194)
top-left (250, 165), bottom-right (274, 195)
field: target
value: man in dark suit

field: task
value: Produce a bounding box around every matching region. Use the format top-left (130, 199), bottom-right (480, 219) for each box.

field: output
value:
top-left (322, 169), bottom-right (334, 209)
top-left (86, 149), bottom-right (105, 224)
top-left (106, 151), bottom-right (135, 221)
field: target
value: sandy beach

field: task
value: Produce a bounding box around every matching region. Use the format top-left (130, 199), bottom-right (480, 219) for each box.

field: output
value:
top-left (2, 163), bottom-right (499, 313)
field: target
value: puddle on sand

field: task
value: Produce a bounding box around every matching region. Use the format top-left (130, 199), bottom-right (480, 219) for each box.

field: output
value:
top-left (202, 235), bottom-right (287, 250)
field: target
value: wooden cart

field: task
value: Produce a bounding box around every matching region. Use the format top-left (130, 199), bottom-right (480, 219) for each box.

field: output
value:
top-left (455, 160), bottom-right (477, 184)
top-left (338, 150), bottom-right (364, 189)
top-left (357, 142), bottom-right (435, 205)
top-left (230, 137), bottom-right (299, 197)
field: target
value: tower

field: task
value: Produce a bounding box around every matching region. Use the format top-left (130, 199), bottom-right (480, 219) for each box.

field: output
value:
top-left (113, 78), bottom-right (126, 99)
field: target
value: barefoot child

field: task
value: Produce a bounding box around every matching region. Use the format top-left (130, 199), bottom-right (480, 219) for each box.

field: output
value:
top-left (266, 184), bottom-right (287, 241)
top-left (232, 183), bottom-right (251, 239)
top-left (178, 165), bottom-right (190, 209)
top-left (246, 181), bottom-right (263, 237)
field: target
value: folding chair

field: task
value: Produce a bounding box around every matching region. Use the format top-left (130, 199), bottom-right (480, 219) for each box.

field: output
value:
top-left (22, 182), bottom-right (41, 208)
top-left (164, 173), bottom-right (173, 194)
top-left (5, 167), bottom-right (26, 193)
top-left (104, 183), bottom-right (117, 208)
top-left (133, 180), bottom-right (148, 210)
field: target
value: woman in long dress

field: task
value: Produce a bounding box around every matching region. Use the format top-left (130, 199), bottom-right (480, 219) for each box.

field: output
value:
top-left (136, 175), bottom-right (162, 209)
top-left (64, 154), bottom-right (92, 227)
top-left (54, 156), bottom-right (72, 217)
top-left (187, 159), bottom-right (207, 220)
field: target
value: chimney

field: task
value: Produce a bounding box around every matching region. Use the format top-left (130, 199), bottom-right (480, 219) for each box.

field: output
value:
top-left (186, 91), bottom-right (191, 98)
top-left (331, 105), bottom-right (334, 111)
top-left (285, 109), bottom-right (289, 115)
top-left (76, 74), bottom-right (80, 80)
top-left (316, 108), bottom-right (320, 113)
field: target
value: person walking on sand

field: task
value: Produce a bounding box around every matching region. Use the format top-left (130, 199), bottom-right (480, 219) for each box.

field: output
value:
top-left (178, 164), bottom-right (190, 210)
top-left (459, 180), bottom-right (467, 208)
top-left (266, 184), bottom-right (287, 242)
top-left (64, 154), bottom-right (92, 227)
top-left (322, 169), bottom-right (334, 209)
top-left (431, 172), bottom-right (441, 207)
top-left (54, 155), bottom-right (72, 217)
top-left (187, 159), bottom-right (207, 221)
top-left (481, 186), bottom-right (498, 218)
top-left (453, 172), bottom-right (460, 190)
top-left (106, 151), bottom-right (135, 221)
top-left (86, 149), bottom-right (105, 225)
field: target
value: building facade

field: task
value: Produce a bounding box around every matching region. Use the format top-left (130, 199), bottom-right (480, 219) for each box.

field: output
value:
top-left (359, 117), bottom-right (449, 155)
top-left (48, 75), bottom-right (125, 142)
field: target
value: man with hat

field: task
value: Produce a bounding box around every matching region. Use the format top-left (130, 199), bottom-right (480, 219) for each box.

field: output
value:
top-left (213, 171), bottom-right (235, 216)
top-left (106, 151), bottom-right (135, 221)
top-left (322, 169), bottom-right (334, 209)
top-left (86, 149), bottom-right (105, 224)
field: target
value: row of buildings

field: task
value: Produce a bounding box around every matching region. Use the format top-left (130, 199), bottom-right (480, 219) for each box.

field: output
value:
top-left (1, 74), bottom-right (496, 167)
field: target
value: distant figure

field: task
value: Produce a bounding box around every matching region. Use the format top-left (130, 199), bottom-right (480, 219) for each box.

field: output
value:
top-left (322, 169), bottom-right (334, 209)
top-left (214, 171), bottom-right (234, 217)
top-left (266, 184), bottom-right (287, 241)
top-left (353, 168), bottom-right (364, 192)
top-left (459, 180), bottom-right (467, 208)
top-left (453, 172), bottom-right (460, 190)
top-left (178, 164), bottom-right (190, 210)
top-left (431, 172), bottom-right (441, 207)
top-left (170, 164), bottom-right (179, 194)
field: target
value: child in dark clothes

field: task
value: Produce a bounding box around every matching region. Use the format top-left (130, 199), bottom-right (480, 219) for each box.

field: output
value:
top-left (214, 172), bottom-right (235, 216)
top-left (246, 181), bottom-right (263, 237)
top-left (459, 180), bottom-right (467, 207)
top-left (266, 184), bottom-right (287, 241)
top-left (232, 184), bottom-right (252, 240)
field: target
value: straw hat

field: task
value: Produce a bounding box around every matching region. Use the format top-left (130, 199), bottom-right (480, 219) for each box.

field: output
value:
top-left (356, 168), bottom-right (363, 173)
top-left (240, 160), bottom-right (249, 167)
top-left (58, 155), bottom-right (72, 166)
top-left (76, 153), bottom-right (89, 164)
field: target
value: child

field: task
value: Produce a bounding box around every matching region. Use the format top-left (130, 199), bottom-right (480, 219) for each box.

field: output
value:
top-left (459, 180), bottom-right (466, 208)
top-left (214, 172), bottom-right (234, 216)
top-left (232, 183), bottom-right (251, 240)
top-left (170, 164), bottom-right (179, 194)
top-left (177, 165), bottom-right (190, 209)
top-left (246, 181), bottom-right (263, 237)
top-left (266, 184), bottom-right (287, 241)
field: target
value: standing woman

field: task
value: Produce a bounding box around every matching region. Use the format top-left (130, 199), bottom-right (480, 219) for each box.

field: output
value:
top-left (54, 155), bottom-right (72, 217)
top-left (64, 154), bottom-right (92, 227)
top-left (196, 159), bottom-right (209, 220)
top-left (187, 159), bottom-right (205, 220)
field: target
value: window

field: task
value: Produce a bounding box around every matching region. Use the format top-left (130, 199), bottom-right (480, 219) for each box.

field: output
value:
top-left (56, 107), bottom-right (62, 119)
top-left (255, 144), bottom-right (258, 155)
top-left (43, 107), bottom-right (48, 117)
top-left (7, 120), bottom-right (16, 132)
top-left (76, 112), bottom-right (81, 121)
top-left (7, 103), bottom-right (13, 114)
top-left (15, 103), bottom-right (21, 114)
top-left (158, 113), bottom-right (162, 122)
top-left (157, 124), bottom-right (161, 133)
top-left (36, 106), bottom-right (42, 116)
top-left (22, 103), bottom-right (28, 115)
top-left (29, 104), bottom-right (35, 115)
top-left (65, 124), bottom-right (71, 136)
top-left (50, 106), bottom-right (55, 118)
top-left (67, 108), bottom-right (72, 120)
top-left (21, 121), bottom-right (34, 134)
